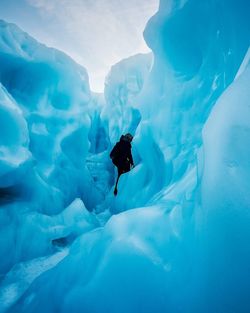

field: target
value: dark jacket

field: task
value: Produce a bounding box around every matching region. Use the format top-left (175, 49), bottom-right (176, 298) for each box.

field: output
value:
top-left (110, 135), bottom-right (134, 169)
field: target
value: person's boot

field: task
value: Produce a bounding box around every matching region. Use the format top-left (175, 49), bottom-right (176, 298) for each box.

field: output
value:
top-left (114, 187), bottom-right (118, 196)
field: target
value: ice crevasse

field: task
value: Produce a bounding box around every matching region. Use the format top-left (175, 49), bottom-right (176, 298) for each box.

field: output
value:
top-left (0, 0), bottom-right (250, 312)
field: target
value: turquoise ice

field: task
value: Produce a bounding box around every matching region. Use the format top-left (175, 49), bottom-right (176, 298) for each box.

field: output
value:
top-left (0, 0), bottom-right (249, 312)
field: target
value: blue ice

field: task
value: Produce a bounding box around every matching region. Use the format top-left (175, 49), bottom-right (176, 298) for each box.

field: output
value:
top-left (0, 0), bottom-right (250, 312)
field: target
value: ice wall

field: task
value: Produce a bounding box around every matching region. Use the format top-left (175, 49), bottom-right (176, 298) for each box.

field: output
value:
top-left (114, 0), bottom-right (250, 211)
top-left (102, 53), bottom-right (152, 144)
top-left (0, 20), bottom-right (96, 213)
top-left (0, 20), bottom-right (102, 276)
top-left (199, 59), bottom-right (250, 312)
top-left (107, 0), bottom-right (250, 310)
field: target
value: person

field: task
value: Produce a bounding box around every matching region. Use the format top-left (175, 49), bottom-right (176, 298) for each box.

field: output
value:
top-left (110, 133), bottom-right (134, 196)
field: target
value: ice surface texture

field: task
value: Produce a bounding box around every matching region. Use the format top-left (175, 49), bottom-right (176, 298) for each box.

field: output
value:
top-left (0, 20), bottom-right (101, 280)
top-left (0, 19), bottom-right (94, 214)
top-left (0, 0), bottom-right (250, 312)
top-left (0, 84), bottom-right (30, 187)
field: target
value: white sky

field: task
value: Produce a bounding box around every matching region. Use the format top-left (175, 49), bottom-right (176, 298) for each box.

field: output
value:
top-left (0, 0), bottom-right (159, 92)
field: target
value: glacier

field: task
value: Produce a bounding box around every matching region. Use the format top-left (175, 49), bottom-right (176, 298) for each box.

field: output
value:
top-left (0, 0), bottom-right (250, 312)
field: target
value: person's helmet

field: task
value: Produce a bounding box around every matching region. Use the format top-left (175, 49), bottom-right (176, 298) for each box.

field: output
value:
top-left (124, 133), bottom-right (133, 142)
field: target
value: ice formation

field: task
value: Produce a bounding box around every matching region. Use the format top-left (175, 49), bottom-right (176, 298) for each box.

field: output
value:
top-left (0, 19), bottom-right (101, 278)
top-left (0, 0), bottom-right (250, 312)
top-left (102, 53), bottom-right (152, 144)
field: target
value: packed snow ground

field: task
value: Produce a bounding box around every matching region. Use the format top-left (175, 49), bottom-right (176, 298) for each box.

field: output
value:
top-left (0, 0), bottom-right (250, 312)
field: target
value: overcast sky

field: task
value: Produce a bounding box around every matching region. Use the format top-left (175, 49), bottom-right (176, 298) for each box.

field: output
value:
top-left (0, 0), bottom-right (159, 91)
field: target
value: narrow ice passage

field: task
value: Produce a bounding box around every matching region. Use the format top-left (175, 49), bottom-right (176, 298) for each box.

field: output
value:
top-left (0, 0), bottom-right (250, 312)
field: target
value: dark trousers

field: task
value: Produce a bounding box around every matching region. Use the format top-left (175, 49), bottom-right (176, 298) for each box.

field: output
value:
top-left (114, 162), bottom-right (130, 194)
